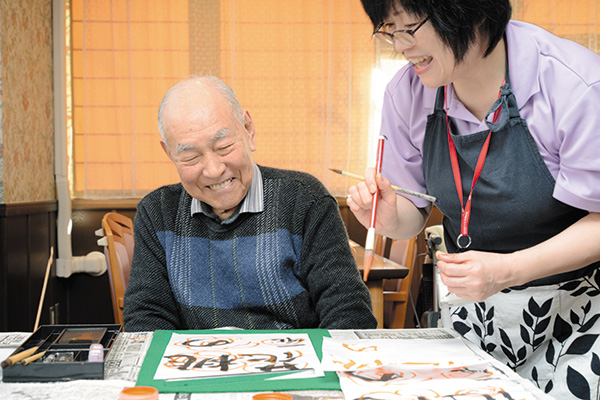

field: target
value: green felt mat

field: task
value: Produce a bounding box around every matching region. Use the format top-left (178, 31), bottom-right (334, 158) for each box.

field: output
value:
top-left (136, 329), bottom-right (340, 393)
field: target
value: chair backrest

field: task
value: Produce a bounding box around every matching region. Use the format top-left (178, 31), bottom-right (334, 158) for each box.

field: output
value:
top-left (101, 212), bottom-right (134, 325)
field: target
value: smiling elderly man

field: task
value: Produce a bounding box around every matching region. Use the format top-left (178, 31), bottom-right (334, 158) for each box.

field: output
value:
top-left (123, 75), bottom-right (377, 331)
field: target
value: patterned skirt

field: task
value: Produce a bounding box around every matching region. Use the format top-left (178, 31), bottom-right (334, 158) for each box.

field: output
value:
top-left (448, 267), bottom-right (600, 400)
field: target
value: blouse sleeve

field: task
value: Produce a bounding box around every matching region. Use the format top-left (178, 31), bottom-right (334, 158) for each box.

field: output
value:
top-left (380, 67), bottom-right (433, 209)
top-left (552, 82), bottom-right (600, 212)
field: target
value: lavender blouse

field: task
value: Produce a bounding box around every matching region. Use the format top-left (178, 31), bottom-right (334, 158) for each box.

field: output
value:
top-left (380, 20), bottom-right (600, 212)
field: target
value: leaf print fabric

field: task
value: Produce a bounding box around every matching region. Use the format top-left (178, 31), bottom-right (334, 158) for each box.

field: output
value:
top-left (449, 268), bottom-right (600, 399)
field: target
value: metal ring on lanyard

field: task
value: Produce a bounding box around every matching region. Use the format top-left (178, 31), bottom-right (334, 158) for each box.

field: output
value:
top-left (457, 234), bottom-right (472, 249)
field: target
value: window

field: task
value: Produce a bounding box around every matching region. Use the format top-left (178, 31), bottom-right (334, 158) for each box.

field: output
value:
top-left (67, 0), bottom-right (600, 199)
top-left (71, 0), bottom-right (188, 198)
top-left (69, 0), bottom-right (375, 199)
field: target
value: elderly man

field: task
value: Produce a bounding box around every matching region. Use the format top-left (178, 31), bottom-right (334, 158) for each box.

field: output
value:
top-left (123, 75), bottom-right (377, 331)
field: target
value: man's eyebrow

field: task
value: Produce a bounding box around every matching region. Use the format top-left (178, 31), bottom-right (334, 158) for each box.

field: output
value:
top-left (173, 128), bottom-right (231, 154)
top-left (212, 128), bottom-right (230, 142)
top-left (175, 143), bottom-right (195, 153)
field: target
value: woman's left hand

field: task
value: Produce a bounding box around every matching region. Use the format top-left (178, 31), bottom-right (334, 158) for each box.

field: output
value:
top-left (436, 212), bottom-right (600, 302)
top-left (436, 250), bottom-right (516, 302)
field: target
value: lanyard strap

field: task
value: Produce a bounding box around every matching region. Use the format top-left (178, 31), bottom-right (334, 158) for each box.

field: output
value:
top-left (444, 80), bottom-right (504, 249)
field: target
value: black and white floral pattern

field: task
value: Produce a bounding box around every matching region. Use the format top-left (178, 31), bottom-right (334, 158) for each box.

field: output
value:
top-left (450, 268), bottom-right (600, 400)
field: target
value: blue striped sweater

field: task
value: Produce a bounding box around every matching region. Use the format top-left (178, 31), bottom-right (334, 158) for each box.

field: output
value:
top-left (123, 166), bottom-right (377, 331)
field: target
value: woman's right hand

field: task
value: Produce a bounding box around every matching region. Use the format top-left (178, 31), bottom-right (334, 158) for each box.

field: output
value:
top-left (347, 167), bottom-right (401, 235)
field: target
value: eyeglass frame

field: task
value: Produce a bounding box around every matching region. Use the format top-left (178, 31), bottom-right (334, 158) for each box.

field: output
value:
top-left (373, 16), bottom-right (429, 46)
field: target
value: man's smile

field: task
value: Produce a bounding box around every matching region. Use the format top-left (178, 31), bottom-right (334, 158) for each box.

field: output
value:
top-left (208, 178), bottom-right (233, 191)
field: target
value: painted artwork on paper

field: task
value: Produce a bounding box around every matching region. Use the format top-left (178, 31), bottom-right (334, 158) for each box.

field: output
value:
top-left (321, 337), bottom-right (486, 371)
top-left (338, 370), bottom-right (539, 400)
top-left (153, 333), bottom-right (323, 381)
top-left (322, 337), bottom-right (541, 400)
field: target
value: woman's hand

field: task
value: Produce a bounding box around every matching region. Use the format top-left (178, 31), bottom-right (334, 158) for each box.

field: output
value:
top-left (346, 168), bottom-right (401, 235)
top-left (436, 250), bottom-right (516, 302)
top-left (347, 168), bottom-right (431, 239)
top-left (437, 212), bottom-right (600, 302)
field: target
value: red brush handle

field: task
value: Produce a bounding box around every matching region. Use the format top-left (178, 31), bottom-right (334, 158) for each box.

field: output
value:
top-left (369, 136), bottom-right (386, 228)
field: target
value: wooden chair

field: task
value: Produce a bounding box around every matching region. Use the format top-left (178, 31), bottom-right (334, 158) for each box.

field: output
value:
top-left (96, 212), bottom-right (134, 325)
top-left (379, 235), bottom-right (418, 329)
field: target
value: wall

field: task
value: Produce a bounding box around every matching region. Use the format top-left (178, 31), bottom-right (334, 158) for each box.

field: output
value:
top-left (0, 2), bottom-right (3, 201)
top-left (0, 0), bottom-right (57, 331)
top-left (0, 0), bottom-right (55, 203)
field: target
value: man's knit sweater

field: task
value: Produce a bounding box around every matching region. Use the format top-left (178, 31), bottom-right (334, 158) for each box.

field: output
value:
top-left (123, 165), bottom-right (377, 331)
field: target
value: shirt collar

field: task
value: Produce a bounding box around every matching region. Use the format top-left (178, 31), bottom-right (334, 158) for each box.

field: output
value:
top-left (190, 162), bottom-right (264, 221)
top-left (437, 21), bottom-right (540, 126)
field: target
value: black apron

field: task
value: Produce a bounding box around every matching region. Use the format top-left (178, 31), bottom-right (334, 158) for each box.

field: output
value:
top-left (422, 71), bottom-right (595, 287)
top-left (421, 71), bottom-right (600, 398)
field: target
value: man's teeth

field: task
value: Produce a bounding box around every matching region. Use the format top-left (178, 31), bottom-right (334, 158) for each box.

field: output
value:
top-left (209, 179), bottom-right (232, 190)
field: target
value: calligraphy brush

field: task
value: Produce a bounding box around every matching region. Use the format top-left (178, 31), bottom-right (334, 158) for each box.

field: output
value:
top-left (20, 350), bottom-right (47, 366)
top-left (363, 135), bottom-right (386, 282)
top-left (18, 333), bottom-right (55, 366)
top-left (34, 246), bottom-right (53, 332)
top-left (1, 329), bottom-right (56, 369)
top-left (1, 346), bottom-right (40, 368)
top-left (329, 169), bottom-right (440, 206)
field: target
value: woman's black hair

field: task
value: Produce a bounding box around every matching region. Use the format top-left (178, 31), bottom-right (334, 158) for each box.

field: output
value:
top-left (360, 0), bottom-right (512, 64)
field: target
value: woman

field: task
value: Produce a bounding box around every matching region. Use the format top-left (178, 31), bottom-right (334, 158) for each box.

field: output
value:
top-left (348, 0), bottom-right (600, 397)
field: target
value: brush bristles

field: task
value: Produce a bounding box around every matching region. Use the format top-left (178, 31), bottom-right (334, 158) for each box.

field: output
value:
top-left (362, 250), bottom-right (374, 282)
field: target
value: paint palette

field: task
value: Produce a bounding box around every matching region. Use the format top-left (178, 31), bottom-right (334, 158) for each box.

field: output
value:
top-left (1, 324), bottom-right (121, 382)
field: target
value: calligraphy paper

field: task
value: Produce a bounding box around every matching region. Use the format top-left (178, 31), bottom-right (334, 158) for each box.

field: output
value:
top-left (153, 333), bottom-right (323, 381)
top-left (337, 367), bottom-right (539, 400)
top-left (321, 337), bottom-right (486, 371)
top-left (322, 337), bottom-right (544, 399)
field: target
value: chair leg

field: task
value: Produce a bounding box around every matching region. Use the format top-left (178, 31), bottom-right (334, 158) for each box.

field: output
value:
top-left (385, 302), bottom-right (408, 329)
top-left (384, 302), bottom-right (395, 329)
top-left (388, 302), bottom-right (408, 329)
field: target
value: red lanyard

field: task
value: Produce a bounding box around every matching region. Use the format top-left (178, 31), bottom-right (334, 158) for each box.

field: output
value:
top-left (444, 80), bottom-right (504, 249)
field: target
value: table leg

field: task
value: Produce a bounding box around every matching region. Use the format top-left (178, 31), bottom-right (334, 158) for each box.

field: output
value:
top-left (366, 280), bottom-right (384, 329)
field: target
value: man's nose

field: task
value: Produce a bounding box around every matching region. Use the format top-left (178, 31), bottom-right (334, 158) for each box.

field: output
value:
top-left (202, 153), bottom-right (225, 178)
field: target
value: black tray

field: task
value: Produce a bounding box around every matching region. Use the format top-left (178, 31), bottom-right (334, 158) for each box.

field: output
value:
top-left (2, 324), bottom-right (122, 382)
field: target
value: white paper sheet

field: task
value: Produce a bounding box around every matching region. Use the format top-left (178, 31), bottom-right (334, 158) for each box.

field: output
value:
top-left (321, 337), bottom-right (486, 371)
top-left (337, 369), bottom-right (539, 400)
top-left (153, 333), bottom-right (323, 381)
top-left (322, 336), bottom-right (545, 400)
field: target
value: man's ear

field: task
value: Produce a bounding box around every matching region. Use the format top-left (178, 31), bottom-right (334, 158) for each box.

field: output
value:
top-left (160, 140), bottom-right (173, 161)
top-left (243, 110), bottom-right (257, 151)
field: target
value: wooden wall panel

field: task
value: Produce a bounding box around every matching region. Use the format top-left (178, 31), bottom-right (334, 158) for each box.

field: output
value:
top-left (0, 202), bottom-right (59, 332)
top-left (5, 214), bottom-right (30, 331)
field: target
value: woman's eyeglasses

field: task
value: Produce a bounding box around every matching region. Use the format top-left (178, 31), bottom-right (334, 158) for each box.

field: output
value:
top-left (373, 17), bottom-right (429, 47)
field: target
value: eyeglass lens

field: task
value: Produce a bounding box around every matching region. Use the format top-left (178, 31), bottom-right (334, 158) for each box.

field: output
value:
top-left (374, 17), bottom-right (428, 46)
